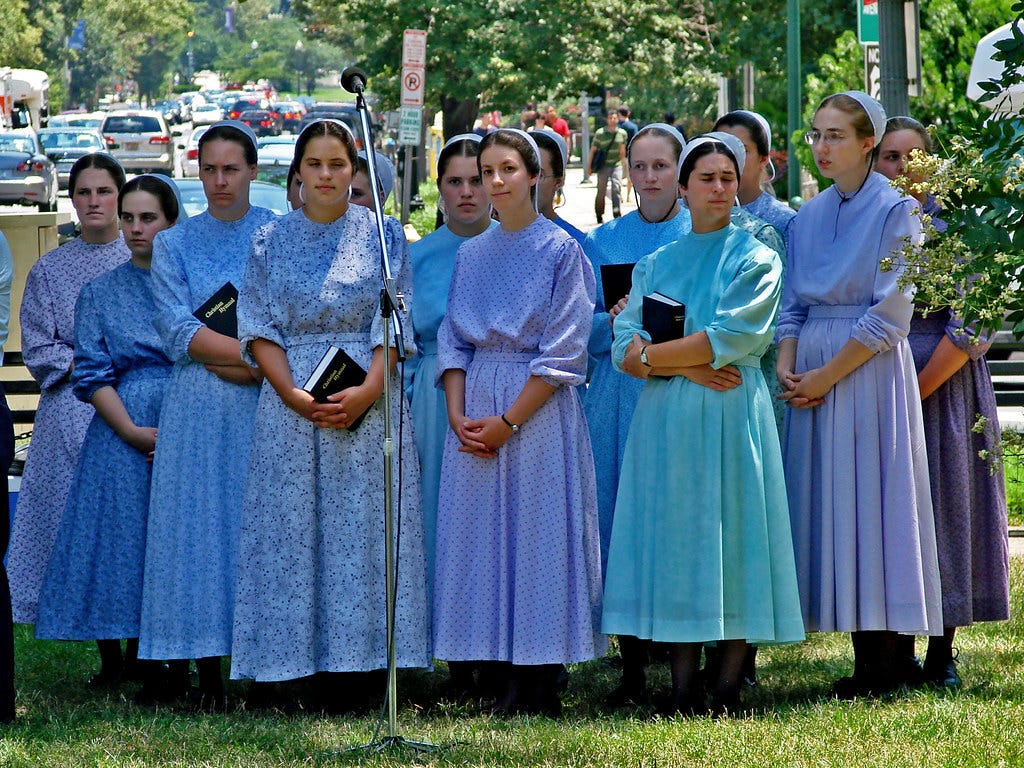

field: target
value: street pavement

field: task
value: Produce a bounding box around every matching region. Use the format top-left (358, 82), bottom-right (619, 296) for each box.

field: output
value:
top-left (557, 165), bottom-right (637, 235)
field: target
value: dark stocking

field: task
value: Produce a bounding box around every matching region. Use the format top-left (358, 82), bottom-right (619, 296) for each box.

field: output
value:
top-left (605, 635), bottom-right (649, 706)
top-left (709, 639), bottom-right (747, 713)
top-left (195, 656), bottom-right (225, 709)
top-left (94, 639), bottom-right (123, 684)
top-left (666, 642), bottom-right (703, 715)
top-left (925, 628), bottom-right (956, 668)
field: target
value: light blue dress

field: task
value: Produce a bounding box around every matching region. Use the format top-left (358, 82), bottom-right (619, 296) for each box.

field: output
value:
top-left (432, 216), bottom-right (606, 665)
top-left (743, 191), bottom-right (796, 247)
top-left (405, 221), bottom-right (497, 595)
top-left (139, 205), bottom-right (278, 661)
top-left (36, 263), bottom-right (172, 640)
top-left (582, 208), bottom-right (692, 575)
top-left (602, 224), bottom-right (804, 645)
top-left (8, 236), bottom-right (129, 624)
top-left (230, 210), bottom-right (430, 681)
top-left (778, 172), bottom-right (942, 634)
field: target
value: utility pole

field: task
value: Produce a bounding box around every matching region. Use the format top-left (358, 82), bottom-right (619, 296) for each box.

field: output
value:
top-left (786, 0), bottom-right (802, 204)
top-left (878, 0), bottom-right (910, 116)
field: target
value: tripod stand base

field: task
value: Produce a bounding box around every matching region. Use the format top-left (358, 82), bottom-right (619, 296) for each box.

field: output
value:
top-left (344, 734), bottom-right (441, 755)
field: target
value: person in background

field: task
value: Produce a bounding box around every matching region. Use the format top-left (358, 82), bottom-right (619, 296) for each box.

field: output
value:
top-left (9, 154), bottom-right (129, 634)
top-left (531, 130), bottom-right (586, 245)
top-left (140, 121), bottom-right (277, 710)
top-left (544, 105), bottom-right (571, 142)
top-left (873, 115), bottom-right (1009, 689)
top-left (35, 175), bottom-right (180, 698)
top-left (777, 92), bottom-right (941, 698)
top-left (433, 128), bottom-right (604, 716)
top-left (286, 161), bottom-right (301, 211)
top-left (713, 110), bottom-right (796, 245)
top-left (231, 118), bottom-right (429, 712)
top-left (587, 111), bottom-right (628, 224)
top-left (0, 231), bottom-right (15, 722)
top-left (603, 135), bottom-right (803, 716)
top-left (349, 150), bottom-right (396, 212)
top-left (616, 106), bottom-right (639, 143)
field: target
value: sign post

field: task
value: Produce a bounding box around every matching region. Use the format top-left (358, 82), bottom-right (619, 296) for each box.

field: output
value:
top-left (399, 29), bottom-right (426, 224)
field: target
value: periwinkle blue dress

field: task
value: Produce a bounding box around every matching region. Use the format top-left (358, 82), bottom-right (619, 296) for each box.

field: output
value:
top-left (554, 215), bottom-right (586, 246)
top-left (230, 209), bottom-right (430, 681)
top-left (405, 220), bottom-right (497, 594)
top-left (778, 172), bottom-right (942, 634)
top-left (139, 205), bottom-right (277, 661)
top-left (36, 262), bottom-right (172, 640)
top-left (433, 216), bottom-right (606, 665)
top-left (8, 236), bottom-right (129, 624)
top-left (743, 191), bottom-right (796, 246)
top-left (582, 209), bottom-right (692, 574)
top-left (601, 224), bottom-right (804, 645)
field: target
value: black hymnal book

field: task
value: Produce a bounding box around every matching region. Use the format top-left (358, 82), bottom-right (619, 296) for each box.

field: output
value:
top-left (193, 281), bottom-right (238, 338)
top-left (600, 262), bottom-right (637, 312)
top-left (642, 292), bottom-right (686, 344)
top-left (302, 345), bottom-right (369, 430)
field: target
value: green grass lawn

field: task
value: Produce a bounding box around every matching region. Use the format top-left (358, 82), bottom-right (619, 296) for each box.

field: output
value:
top-left (1, 560), bottom-right (1022, 767)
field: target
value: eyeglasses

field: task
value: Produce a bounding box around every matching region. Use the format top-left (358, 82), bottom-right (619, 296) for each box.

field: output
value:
top-left (804, 130), bottom-right (848, 146)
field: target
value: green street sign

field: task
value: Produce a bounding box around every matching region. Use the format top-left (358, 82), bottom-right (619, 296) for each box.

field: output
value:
top-left (859, 0), bottom-right (879, 45)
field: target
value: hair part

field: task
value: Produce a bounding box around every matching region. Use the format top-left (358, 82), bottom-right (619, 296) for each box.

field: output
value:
top-left (69, 153), bottom-right (126, 196)
top-left (437, 138), bottom-right (483, 184)
top-left (714, 111), bottom-right (769, 157)
top-left (679, 141), bottom-right (740, 187)
top-left (118, 175), bottom-right (179, 222)
top-left (198, 124), bottom-right (258, 166)
top-left (816, 93), bottom-right (875, 141)
top-left (879, 115), bottom-right (932, 154)
top-left (294, 119), bottom-right (357, 169)
top-left (627, 127), bottom-right (683, 165)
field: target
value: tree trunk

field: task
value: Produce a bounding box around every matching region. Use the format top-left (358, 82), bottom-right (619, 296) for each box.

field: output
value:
top-left (439, 94), bottom-right (479, 140)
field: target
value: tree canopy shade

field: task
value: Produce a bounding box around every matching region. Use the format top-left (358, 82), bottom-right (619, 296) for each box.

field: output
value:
top-left (293, 0), bottom-right (715, 136)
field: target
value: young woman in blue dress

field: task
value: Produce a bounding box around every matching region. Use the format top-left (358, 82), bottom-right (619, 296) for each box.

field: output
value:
top-left (777, 92), bottom-right (941, 698)
top-left (603, 136), bottom-right (803, 716)
top-left (35, 175), bottom-right (179, 693)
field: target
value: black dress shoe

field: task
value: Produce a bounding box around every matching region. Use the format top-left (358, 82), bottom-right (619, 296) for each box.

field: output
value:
top-left (924, 659), bottom-right (962, 689)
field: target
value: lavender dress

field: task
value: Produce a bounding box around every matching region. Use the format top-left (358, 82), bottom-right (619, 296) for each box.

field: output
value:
top-left (433, 216), bottom-right (606, 665)
top-left (8, 236), bottom-right (128, 623)
top-left (778, 173), bottom-right (942, 635)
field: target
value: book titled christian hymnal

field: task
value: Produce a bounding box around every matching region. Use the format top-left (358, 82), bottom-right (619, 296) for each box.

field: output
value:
top-left (193, 281), bottom-right (238, 338)
top-left (642, 292), bottom-right (686, 345)
top-left (302, 345), bottom-right (369, 430)
top-left (600, 262), bottom-right (637, 312)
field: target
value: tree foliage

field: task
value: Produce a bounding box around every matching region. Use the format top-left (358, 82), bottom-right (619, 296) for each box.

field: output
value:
top-left (0, 0), bottom-right (45, 68)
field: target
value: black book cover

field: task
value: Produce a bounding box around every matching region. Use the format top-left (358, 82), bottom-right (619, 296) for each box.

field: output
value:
top-left (642, 292), bottom-right (686, 345)
top-left (600, 262), bottom-right (636, 312)
top-left (302, 345), bottom-right (369, 430)
top-left (193, 281), bottom-right (238, 338)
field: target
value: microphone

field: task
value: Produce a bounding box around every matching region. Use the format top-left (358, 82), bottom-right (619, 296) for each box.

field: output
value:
top-left (341, 66), bottom-right (367, 94)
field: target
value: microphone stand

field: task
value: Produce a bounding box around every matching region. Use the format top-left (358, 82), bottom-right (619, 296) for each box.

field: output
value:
top-left (339, 68), bottom-right (437, 757)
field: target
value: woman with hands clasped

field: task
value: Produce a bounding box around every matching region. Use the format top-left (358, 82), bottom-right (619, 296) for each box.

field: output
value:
top-left (777, 92), bottom-right (941, 698)
top-left (433, 129), bottom-right (604, 717)
top-left (602, 136), bottom-right (804, 717)
top-left (36, 175), bottom-right (180, 691)
top-left (230, 118), bottom-right (429, 712)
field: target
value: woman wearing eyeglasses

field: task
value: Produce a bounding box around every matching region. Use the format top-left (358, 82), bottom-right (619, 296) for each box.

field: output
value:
top-left (776, 91), bottom-right (941, 698)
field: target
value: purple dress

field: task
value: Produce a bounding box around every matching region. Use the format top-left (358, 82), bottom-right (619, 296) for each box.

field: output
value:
top-left (778, 173), bottom-right (942, 635)
top-left (8, 236), bottom-right (128, 623)
top-left (432, 216), bottom-right (606, 665)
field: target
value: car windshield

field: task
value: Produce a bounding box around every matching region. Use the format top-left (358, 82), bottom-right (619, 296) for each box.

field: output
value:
top-left (103, 116), bottom-right (162, 133)
top-left (40, 132), bottom-right (103, 150)
top-left (0, 135), bottom-right (36, 153)
top-left (178, 181), bottom-right (288, 217)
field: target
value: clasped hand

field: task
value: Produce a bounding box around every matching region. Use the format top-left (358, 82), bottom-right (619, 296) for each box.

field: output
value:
top-left (286, 384), bottom-right (375, 429)
top-left (453, 414), bottom-right (512, 459)
top-left (776, 367), bottom-right (829, 409)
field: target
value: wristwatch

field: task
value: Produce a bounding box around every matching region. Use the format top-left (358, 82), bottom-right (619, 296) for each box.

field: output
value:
top-left (639, 345), bottom-right (652, 367)
top-left (501, 414), bottom-right (520, 434)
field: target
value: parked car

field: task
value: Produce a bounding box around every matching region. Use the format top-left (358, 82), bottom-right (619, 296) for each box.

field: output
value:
top-left (0, 129), bottom-right (59, 211)
top-left (175, 178), bottom-right (288, 217)
top-left (256, 143), bottom-right (296, 188)
top-left (49, 111), bottom-right (105, 130)
top-left (299, 103), bottom-right (361, 147)
top-left (100, 110), bottom-right (174, 174)
top-left (238, 109), bottom-right (281, 138)
top-left (191, 103), bottom-right (224, 127)
top-left (180, 125), bottom-right (209, 178)
top-left (37, 127), bottom-right (106, 189)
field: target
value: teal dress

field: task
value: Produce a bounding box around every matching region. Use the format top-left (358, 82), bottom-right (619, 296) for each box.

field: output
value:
top-left (601, 223), bottom-right (804, 645)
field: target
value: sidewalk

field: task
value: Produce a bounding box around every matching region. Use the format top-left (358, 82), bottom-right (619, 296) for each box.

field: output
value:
top-left (557, 165), bottom-right (637, 235)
